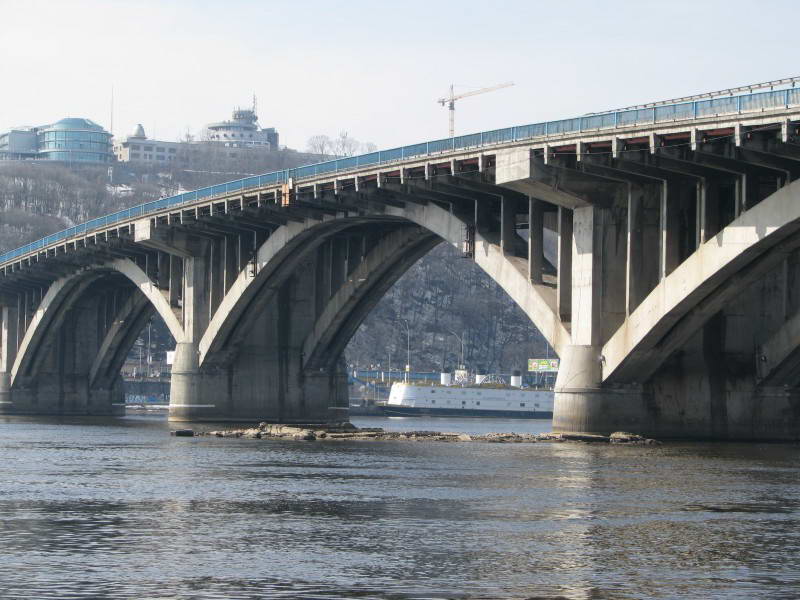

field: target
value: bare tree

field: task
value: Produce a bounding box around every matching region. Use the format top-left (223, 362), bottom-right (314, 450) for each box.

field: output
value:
top-left (332, 131), bottom-right (361, 157)
top-left (307, 132), bottom-right (378, 159)
top-left (361, 141), bottom-right (378, 153)
top-left (306, 135), bottom-right (332, 157)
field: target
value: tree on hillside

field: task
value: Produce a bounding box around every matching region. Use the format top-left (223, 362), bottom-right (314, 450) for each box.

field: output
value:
top-left (306, 135), bottom-right (333, 156)
top-left (307, 132), bottom-right (378, 159)
top-left (332, 131), bottom-right (361, 157)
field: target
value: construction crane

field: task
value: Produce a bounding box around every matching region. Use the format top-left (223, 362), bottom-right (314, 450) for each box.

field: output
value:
top-left (438, 82), bottom-right (514, 137)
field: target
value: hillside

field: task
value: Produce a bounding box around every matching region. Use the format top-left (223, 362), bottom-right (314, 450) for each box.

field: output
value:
top-left (347, 242), bottom-right (549, 373)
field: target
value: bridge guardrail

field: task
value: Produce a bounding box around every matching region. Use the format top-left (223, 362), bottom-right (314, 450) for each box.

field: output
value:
top-left (2, 87), bottom-right (798, 266)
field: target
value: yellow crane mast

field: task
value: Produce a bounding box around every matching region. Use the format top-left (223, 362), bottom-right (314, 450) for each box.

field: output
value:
top-left (438, 82), bottom-right (514, 137)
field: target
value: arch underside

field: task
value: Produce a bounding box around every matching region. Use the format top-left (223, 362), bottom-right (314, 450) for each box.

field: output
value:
top-left (6, 197), bottom-right (563, 417)
top-left (199, 201), bottom-right (567, 372)
top-left (603, 178), bottom-right (800, 386)
top-left (8, 259), bottom-right (179, 413)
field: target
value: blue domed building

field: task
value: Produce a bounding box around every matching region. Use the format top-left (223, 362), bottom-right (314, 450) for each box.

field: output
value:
top-left (36, 118), bottom-right (113, 163)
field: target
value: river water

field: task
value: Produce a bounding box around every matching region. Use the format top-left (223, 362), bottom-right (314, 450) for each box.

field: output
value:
top-left (1, 414), bottom-right (799, 599)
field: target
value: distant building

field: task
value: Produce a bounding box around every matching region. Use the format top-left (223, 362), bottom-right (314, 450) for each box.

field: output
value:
top-left (0, 127), bottom-right (38, 160)
top-left (37, 118), bottom-right (114, 163)
top-left (204, 106), bottom-right (279, 150)
top-left (0, 117), bottom-right (113, 164)
top-left (113, 124), bottom-right (184, 164)
top-left (2, 106), bottom-right (280, 166)
top-left (114, 105), bottom-right (281, 165)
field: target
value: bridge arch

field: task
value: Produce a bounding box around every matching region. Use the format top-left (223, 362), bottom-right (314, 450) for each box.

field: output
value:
top-left (199, 201), bottom-right (569, 371)
top-left (602, 178), bottom-right (800, 384)
top-left (301, 226), bottom-right (440, 371)
top-left (10, 258), bottom-right (183, 402)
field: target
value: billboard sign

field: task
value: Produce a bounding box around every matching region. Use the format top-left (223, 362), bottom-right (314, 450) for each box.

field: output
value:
top-left (528, 358), bottom-right (560, 372)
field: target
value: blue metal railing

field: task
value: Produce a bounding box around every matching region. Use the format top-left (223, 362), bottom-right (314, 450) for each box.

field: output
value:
top-left (2, 86), bottom-right (798, 266)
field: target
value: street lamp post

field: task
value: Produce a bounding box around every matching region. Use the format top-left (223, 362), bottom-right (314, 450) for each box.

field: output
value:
top-left (448, 329), bottom-right (466, 369)
top-left (401, 319), bottom-right (410, 382)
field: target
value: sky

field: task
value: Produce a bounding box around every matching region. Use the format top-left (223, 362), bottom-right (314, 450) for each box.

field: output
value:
top-left (0, 0), bottom-right (797, 152)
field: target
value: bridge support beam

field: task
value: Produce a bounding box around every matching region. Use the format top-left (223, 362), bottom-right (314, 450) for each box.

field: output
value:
top-left (169, 241), bottom-right (349, 425)
top-left (553, 200), bottom-right (648, 435)
top-left (0, 279), bottom-right (131, 417)
top-left (0, 305), bottom-right (17, 409)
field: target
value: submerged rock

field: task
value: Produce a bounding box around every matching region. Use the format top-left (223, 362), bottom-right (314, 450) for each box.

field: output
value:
top-left (610, 431), bottom-right (661, 445)
top-left (171, 429), bottom-right (195, 437)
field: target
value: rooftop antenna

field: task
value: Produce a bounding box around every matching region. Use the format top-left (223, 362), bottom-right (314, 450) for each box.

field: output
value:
top-left (253, 93), bottom-right (257, 117)
top-left (110, 85), bottom-right (114, 136)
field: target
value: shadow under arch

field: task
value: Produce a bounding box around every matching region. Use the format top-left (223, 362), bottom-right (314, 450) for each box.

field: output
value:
top-left (603, 177), bottom-right (800, 384)
top-left (302, 227), bottom-right (441, 371)
top-left (11, 258), bottom-right (184, 390)
top-left (199, 202), bottom-right (569, 370)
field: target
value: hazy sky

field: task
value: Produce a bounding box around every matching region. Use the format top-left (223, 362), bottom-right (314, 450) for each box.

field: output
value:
top-left (1, 0), bottom-right (796, 152)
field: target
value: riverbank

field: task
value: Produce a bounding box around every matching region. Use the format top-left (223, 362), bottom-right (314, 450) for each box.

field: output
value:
top-left (192, 423), bottom-right (660, 444)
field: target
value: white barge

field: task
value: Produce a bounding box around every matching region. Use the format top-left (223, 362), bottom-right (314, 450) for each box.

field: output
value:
top-left (380, 380), bottom-right (553, 419)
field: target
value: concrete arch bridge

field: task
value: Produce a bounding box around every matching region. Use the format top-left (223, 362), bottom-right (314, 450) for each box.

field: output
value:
top-left (1, 86), bottom-right (800, 439)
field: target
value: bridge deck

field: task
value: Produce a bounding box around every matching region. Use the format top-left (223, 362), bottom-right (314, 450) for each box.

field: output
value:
top-left (2, 85), bottom-right (799, 273)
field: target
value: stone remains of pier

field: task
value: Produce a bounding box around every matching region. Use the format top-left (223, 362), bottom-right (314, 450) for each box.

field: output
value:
top-left (193, 423), bottom-right (660, 445)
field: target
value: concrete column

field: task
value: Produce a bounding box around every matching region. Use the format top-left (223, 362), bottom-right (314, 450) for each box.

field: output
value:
top-left (208, 238), bottom-right (223, 320)
top-left (171, 251), bottom-right (345, 425)
top-left (553, 203), bottom-right (649, 435)
top-left (556, 207), bottom-right (572, 322)
top-left (734, 175), bottom-right (745, 217)
top-left (625, 183), bottom-right (662, 310)
top-left (223, 235), bottom-right (238, 293)
top-left (330, 238), bottom-right (348, 295)
top-left (346, 236), bottom-right (361, 275)
top-left (501, 197), bottom-right (516, 256)
top-left (1, 304), bottom-right (19, 371)
top-left (474, 197), bottom-right (492, 236)
top-left (571, 206), bottom-right (601, 346)
top-left (168, 341), bottom-right (205, 420)
top-left (528, 198), bottom-right (543, 283)
top-left (183, 254), bottom-right (209, 344)
top-left (169, 247), bottom-right (210, 422)
top-left (156, 252), bottom-right (170, 290)
top-left (696, 179), bottom-right (707, 245)
top-left (322, 240), bottom-right (333, 304)
top-left (0, 305), bottom-right (18, 409)
top-left (314, 243), bottom-right (327, 318)
top-left (627, 185), bottom-right (641, 315)
top-left (660, 181), bottom-right (680, 279)
top-left (553, 206), bottom-right (624, 436)
top-left (169, 255), bottom-right (182, 308)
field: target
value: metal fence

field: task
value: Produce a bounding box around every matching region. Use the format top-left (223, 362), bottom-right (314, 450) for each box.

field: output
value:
top-left (2, 86), bottom-right (798, 266)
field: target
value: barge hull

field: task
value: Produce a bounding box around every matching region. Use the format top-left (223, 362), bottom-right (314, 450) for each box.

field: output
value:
top-left (380, 406), bottom-right (552, 419)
